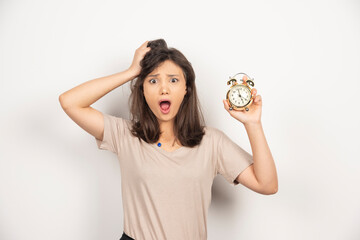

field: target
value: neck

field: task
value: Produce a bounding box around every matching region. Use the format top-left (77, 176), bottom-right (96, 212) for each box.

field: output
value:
top-left (158, 120), bottom-right (176, 143)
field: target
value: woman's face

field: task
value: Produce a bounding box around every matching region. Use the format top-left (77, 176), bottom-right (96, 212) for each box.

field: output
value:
top-left (143, 60), bottom-right (187, 123)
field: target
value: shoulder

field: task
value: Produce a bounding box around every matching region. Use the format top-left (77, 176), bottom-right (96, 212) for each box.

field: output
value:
top-left (203, 125), bottom-right (224, 140)
top-left (204, 125), bottom-right (223, 134)
top-left (110, 115), bottom-right (130, 125)
top-left (122, 118), bottom-right (131, 127)
top-left (105, 114), bottom-right (132, 132)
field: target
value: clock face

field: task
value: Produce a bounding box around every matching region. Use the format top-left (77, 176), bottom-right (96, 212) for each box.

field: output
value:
top-left (229, 85), bottom-right (251, 107)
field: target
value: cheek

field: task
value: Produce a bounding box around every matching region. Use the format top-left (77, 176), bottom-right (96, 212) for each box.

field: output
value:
top-left (143, 90), bottom-right (157, 108)
top-left (172, 97), bottom-right (185, 109)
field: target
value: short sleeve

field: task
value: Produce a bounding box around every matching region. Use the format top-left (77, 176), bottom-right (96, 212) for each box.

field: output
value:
top-left (216, 130), bottom-right (254, 186)
top-left (95, 112), bottom-right (128, 154)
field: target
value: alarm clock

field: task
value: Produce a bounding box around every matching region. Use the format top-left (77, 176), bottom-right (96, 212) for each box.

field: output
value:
top-left (226, 72), bottom-right (255, 111)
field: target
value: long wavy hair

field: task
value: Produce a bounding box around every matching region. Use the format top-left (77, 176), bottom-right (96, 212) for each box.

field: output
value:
top-left (128, 39), bottom-right (206, 147)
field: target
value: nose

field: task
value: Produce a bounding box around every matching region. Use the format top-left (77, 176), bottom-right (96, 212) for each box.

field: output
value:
top-left (160, 81), bottom-right (169, 94)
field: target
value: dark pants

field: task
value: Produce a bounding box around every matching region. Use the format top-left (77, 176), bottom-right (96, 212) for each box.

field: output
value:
top-left (120, 231), bottom-right (135, 240)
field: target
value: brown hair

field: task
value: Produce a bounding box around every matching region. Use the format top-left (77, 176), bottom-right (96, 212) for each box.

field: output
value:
top-left (128, 39), bottom-right (206, 147)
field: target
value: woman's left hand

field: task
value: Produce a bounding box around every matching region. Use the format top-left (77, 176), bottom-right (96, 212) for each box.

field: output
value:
top-left (222, 75), bottom-right (262, 125)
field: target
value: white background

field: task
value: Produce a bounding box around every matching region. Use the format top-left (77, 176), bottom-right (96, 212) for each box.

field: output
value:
top-left (1, 0), bottom-right (359, 239)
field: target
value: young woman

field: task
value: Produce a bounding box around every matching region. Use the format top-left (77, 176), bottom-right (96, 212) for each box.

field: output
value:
top-left (59, 39), bottom-right (278, 240)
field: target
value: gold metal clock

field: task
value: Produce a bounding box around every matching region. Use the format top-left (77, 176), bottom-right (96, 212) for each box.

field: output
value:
top-left (226, 72), bottom-right (255, 111)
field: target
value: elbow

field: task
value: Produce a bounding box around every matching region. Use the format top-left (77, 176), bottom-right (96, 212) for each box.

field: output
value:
top-left (262, 184), bottom-right (278, 195)
top-left (270, 185), bottom-right (278, 195)
top-left (59, 94), bottom-right (69, 110)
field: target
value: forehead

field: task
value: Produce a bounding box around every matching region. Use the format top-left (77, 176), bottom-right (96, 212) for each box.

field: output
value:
top-left (147, 60), bottom-right (183, 76)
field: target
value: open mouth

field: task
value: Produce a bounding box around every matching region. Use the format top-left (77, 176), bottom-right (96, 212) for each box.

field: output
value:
top-left (159, 99), bottom-right (171, 114)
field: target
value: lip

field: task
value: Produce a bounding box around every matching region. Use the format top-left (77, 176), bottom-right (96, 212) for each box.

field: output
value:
top-left (159, 99), bottom-right (171, 114)
top-left (158, 99), bottom-right (171, 105)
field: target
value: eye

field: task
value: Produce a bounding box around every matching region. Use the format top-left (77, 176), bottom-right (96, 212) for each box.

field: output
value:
top-left (148, 78), bottom-right (178, 84)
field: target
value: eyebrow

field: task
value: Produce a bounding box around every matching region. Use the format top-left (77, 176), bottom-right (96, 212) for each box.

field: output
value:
top-left (147, 74), bottom-right (179, 78)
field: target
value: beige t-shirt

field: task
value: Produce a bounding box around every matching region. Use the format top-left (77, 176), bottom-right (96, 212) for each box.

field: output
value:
top-left (95, 112), bottom-right (253, 240)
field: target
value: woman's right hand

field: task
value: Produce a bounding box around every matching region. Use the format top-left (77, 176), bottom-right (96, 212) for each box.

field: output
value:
top-left (127, 40), bottom-right (152, 78)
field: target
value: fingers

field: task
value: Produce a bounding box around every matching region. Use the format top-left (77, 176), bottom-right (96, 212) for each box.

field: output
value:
top-left (223, 99), bottom-right (236, 112)
top-left (138, 41), bottom-right (151, 55)
top-left (254, 94), bottom-right (262, 103)
top-left (255, 95), bottom-right (262, 103)
top-left (242, 75), bottom-right (248, 83)
top-left (251, 88), bottom-right (257, 96)
top-left (144, 41), bottom-right (151, 51)
top-left (139, 41), bottom-right (151, 51)
top-left (223, 99), bottom-right (230, 111)
top-left (141, 41), bottom-right (149, 48)
top-left (250, 88), bottom-right (261, 103)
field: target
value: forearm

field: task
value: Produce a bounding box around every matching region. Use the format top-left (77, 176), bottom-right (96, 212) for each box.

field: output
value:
top-left (59, 68), bottom-right (137, 109)
top-left (244, 122), bottom-right (278, 191)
